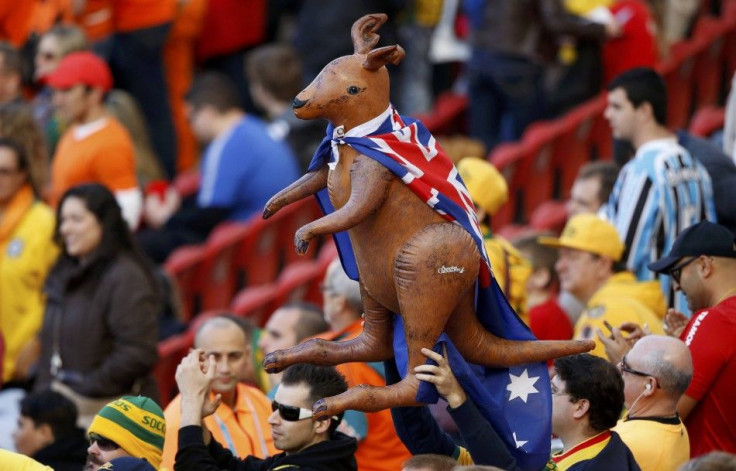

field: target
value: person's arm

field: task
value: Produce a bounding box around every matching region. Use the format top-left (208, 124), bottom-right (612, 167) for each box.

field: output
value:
top-left (538, 0), bottom-right (614, 40)
top-left (677, 394), bottom-right (699, 420)
top-left (415, 347), bottom-right (522, 470)
top-left (383, 358), bottom-right (461, 458)
top-left (176, 351), bottom-right (250, 471)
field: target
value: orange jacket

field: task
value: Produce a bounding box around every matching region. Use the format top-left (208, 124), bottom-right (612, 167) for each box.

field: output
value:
top-left (321, 320), bottom-right (412, 471)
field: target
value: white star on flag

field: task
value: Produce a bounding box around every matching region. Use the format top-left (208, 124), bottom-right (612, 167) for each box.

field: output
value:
top-left (506, 368), bottom-right (540, 403)
top-left (512, 432), bottom-right (528, 449)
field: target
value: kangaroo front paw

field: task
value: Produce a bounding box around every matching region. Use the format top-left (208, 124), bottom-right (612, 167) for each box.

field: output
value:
top-left (263, 351), bottom-right (288, 374)
top-left (312, 398), bottom-right (332, 421)
top-left (294, 228), bottom-right (312, 255)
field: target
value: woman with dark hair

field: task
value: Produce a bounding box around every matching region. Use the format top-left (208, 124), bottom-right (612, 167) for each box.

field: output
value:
top-left (33, 183), bottom-right (160, 427)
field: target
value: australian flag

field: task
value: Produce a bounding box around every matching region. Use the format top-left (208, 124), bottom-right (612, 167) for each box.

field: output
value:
top-left (307, 106), bottom-right (552, 471)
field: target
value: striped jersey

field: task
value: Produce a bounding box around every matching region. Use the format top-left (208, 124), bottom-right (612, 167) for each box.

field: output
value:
top-left (606, 137), bottom-right (716, 314)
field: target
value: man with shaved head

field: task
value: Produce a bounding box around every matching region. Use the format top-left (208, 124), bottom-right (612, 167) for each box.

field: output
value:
top-left (613, 335), bottom-right (693, 471)
top-left (161, 315), bottom-right (277, 469)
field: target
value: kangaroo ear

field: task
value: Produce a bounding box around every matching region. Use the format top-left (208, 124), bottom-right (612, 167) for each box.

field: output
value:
top-left (363, 45), bottom-right (405, 71)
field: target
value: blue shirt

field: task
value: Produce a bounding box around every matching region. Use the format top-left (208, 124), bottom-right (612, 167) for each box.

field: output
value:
top-left (607, 137), bottom-right (716, 314)
top-left (198, 116), bottom-right (299, 221)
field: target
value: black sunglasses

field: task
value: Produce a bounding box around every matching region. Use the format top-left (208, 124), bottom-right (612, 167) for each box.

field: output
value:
top-left (668, 256), bottom-right (698, 284)
top-left (618, 355), bottom-right (661, 388)
top-left (271, 400), bottom-right (314, 421)
top-left (271, 400), bottom-right (339, 422)
top-left (88, 432), bottom-right (120, 451)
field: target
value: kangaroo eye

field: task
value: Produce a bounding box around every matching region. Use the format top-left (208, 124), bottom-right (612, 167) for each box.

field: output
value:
top-left (347, 86), bottom-right (360, 95)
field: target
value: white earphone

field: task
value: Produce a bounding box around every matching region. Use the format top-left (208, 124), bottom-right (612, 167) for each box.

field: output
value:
top-left (645, 383), bottom-right (652, 390)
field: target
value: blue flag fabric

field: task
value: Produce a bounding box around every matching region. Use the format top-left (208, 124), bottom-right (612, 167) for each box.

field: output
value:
top-left (307, 106), bottom-right (552, 471)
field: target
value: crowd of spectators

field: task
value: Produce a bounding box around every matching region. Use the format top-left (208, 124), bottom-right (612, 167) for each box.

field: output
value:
top-left (2, 1), bottom-right (736, 470)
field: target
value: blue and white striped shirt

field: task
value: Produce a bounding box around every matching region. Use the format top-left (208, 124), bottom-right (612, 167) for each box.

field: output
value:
top-left (607, 137), bottom-right (717, 315)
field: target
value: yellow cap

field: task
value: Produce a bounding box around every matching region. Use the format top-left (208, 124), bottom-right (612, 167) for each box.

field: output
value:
top-left (457, 157), bottom-right (508, 216)
top-left (538, 214), bottom-right (624, 261)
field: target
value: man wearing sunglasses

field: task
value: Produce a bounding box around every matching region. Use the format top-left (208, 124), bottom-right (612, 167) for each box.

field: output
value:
top-left (85, 396), bottom-right (166, 471)
top-left (612, 335), bottom-right (693, 471)
top-left (647, 221), bottom-right (736, 458)
top-left (175, 351), bottom-right (357, 470)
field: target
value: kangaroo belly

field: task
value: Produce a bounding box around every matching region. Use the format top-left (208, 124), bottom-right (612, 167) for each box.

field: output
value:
top-left (343, 180), bottom-right (450, 312)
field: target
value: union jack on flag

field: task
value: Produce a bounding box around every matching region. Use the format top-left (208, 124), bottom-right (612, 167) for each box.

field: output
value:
top-left (307, 106), bottom-right (553, 471)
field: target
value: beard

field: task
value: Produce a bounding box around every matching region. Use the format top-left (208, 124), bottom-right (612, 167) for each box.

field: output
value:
top-left (84, 454), bottom-right (104, 471)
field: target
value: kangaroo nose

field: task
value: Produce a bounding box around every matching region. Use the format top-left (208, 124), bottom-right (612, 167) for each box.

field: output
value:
top-left (293, 97), bottom-right (308, 109)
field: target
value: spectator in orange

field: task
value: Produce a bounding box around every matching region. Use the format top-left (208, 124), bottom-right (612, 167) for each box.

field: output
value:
top-left (73, 0), bottom-right (114, 48)
top-left (108, 0), bottom-right (178, 179)
top-left (312, 258), bottom-right (412, 471)
top-left (163, 0), bottom-right (206, 173)
top-left (0, 2), bottom-right (34, 47)
top-left (256, 303), bottom-right (329, 395)
top-left (162, 315), bottom-right (277, 470)
top-left (47, 51), bottom-right (141, 229)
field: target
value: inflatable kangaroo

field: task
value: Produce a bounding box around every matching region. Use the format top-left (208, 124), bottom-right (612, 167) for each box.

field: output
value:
top-left (262, 13), bottom-right (594, 420)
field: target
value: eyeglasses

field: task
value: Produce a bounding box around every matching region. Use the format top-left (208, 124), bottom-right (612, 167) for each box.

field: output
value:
top-left (88, 433), bottom-right (120, 451)
top-left (669, 256), bottom-right (698, 284)
top-left (618, 355), bottom-right (661, 388)
top-left (271, 400), bottom-right (339, 422)
top-left (271, 400), bottom-right (315, 421)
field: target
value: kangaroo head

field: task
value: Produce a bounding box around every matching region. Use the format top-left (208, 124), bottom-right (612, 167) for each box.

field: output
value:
top-left (293, 13), bottom-right (405, 131)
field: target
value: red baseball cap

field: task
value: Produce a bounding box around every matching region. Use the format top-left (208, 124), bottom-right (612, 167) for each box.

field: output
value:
top-left (46, 51), bottom-right (113, 92)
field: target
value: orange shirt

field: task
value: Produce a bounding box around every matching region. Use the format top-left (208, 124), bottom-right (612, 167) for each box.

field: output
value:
top-left (323, 321), bottom-right (412, 471)
top-left (51, 117), bottom-right (137, 206)
top-left (75, 0), bottom-right (114, 41)
top-left (161, 383), bottom-right (277, 471)
top-left (111, 0), bottom-right (176, 32)
top-left (28, 0), bottom-right (73, 36)
top-left (0, 1), bottom-right (34, 46)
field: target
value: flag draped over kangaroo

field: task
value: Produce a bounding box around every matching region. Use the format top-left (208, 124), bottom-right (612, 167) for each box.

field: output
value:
top-left (261, 13), bottom-right (594, 470)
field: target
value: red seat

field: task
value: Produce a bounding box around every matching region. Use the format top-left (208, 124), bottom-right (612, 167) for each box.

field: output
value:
top-left (172, 169), bottom-right (201, 199)
top-left (163, 244), bottom-right (207, 322)
top-left (724, 4), bottom-right (736, 84)
top-left (317, 238), bottom-right (338, 264)
top-left (154, 332), bottom-right (194, 407)
top-left (587, 95), bottom-right (613, 162)
top-left (236, 216), bottom-right (281, 287)
top-left (691, 17), bottom-right (728, 109)
top-left (530, 201), bottom-right (568, 233)
top-left (275, 198), bottom-right (323, 268)
top-left (230, 283), bottom-right (280, 326)
top-left (496, 224), bottom-right (533, 241)
top-left (688, 105), bottom-right (726, 137)
top-left (416, 92), bottom-right (469, 135)
top-left (518, 120), bottom-right (566, 217)
top-left (558, 94), bottom-right (607, 194)
top-left (657, 41), bottom-right (697, 130)
top-left (273, 260), bottom-right (327, 310)
top-left (199, 221), bottom-right (252, 311)
top-left (489, 142), bottom-right (529, 229)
